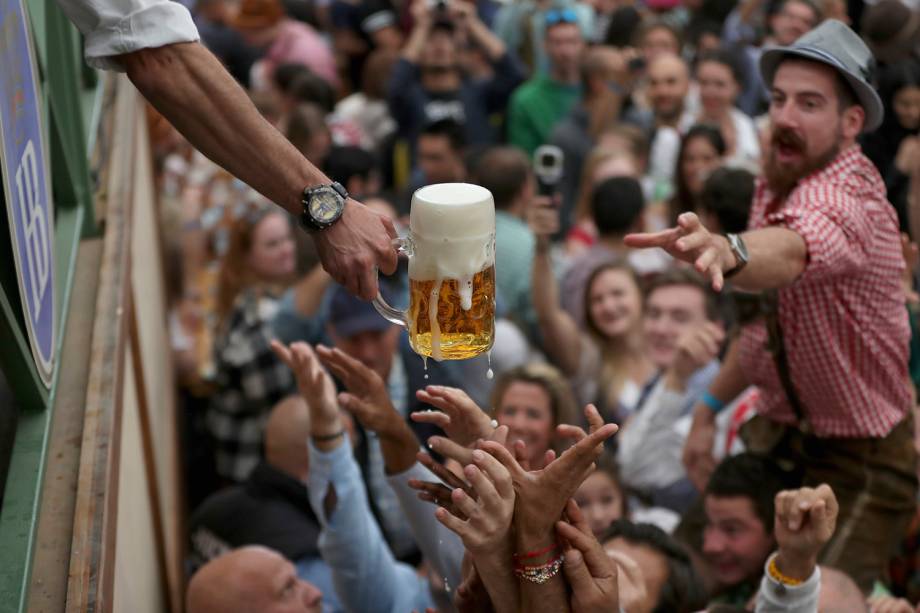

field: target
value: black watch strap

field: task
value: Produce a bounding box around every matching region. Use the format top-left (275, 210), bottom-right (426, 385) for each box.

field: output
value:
top-left (300, 182), bottom-right (348, 232)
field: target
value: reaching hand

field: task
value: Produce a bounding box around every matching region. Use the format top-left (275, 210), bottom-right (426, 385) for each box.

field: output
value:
top-left (773, 484), bottom-right (839, 581)
top-left (665, 323), bottom-right (725, 390)
top-left (480, 415), bottom-right (618, 538)
top-left (410, 425), bottom-right (512, 516)
top-left (555, 500), bottom-right (619, 613)
top-left (625, 212), bottom-right (736, 291)
top-left (270, 341), bottom-right (340, 435)
top-left (312, 199), bottom-right (398, 300)
top-left (413, 385), bottom-right (495, 448)
top-left (315, 344), bottom-right (403, 437)
top-left (434, 448), bottom-right (516, 556)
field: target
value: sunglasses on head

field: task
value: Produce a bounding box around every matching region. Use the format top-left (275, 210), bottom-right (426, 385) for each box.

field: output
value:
top-left (545, 8), bottom-right (578, 26)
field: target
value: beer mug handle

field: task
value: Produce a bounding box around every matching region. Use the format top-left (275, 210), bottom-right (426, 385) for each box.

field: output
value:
top-left (372, 236), bottom-right (411, 328)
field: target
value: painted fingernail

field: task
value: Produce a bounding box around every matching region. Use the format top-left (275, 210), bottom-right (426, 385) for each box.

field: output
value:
top-left (472, 449), bottom-right (485, 461)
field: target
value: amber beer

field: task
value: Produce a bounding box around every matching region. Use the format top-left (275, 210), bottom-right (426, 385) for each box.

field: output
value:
top-left (406, 183), bottom-right (495, 360)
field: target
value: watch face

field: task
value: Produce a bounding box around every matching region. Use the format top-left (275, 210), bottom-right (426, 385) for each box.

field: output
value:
top-left (310, 189), bottom-right (343, 223)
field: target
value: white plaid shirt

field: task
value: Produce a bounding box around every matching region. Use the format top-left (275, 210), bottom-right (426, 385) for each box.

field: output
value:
top-left (738, 145), bottom-right (911, 438)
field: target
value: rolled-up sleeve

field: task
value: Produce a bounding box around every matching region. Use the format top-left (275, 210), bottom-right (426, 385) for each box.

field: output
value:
top-left (766, 183), bottom-right (872, 284)
top-left (56, 0), bottom-right (199, 71)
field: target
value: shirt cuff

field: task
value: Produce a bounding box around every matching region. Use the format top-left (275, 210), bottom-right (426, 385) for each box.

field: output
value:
top-left (759, 552), bottom-right (821, 608)
top-left (84, 1), bottom-right (200, 71)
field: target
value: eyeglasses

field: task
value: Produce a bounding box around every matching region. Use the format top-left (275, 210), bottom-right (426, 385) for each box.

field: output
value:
top-left (544, 8), bottom-right (578, 26)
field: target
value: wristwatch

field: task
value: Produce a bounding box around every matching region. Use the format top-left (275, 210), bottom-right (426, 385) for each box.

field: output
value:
top-left (724, 233), bottom-right (749, 278)
top-left (300, 182), bottom-right (348, 232)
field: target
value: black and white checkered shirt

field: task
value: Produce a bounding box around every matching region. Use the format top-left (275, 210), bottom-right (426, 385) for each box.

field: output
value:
top-left (207, 290), bottom-right (295, 482)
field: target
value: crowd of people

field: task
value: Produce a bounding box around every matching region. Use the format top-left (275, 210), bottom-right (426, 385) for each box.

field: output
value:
top-left (69, 0), bottom-right (920, 606)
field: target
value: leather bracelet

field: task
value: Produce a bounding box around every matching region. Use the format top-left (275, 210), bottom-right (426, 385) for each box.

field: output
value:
top-left (312, 430), bottom-right (345, 442)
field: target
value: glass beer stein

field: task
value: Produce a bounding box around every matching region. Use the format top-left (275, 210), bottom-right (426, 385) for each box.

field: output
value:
top-left (373, 183), bottom-right (496, 361)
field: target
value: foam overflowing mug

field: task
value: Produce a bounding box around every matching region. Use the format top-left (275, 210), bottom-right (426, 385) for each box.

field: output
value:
top-left (373, 183), bottom-right (496, 361)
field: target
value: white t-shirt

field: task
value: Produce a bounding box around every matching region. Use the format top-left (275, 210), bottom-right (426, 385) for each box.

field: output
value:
top-left (56, 0), bottom-right (199, 70)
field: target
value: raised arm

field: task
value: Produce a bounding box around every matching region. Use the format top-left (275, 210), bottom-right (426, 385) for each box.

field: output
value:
top-left (529, 199), bottom-right (584, 376)
top-left (272, 341), bottom-right (432, 613)
top-left (682, 337), bottom-right (749, 491)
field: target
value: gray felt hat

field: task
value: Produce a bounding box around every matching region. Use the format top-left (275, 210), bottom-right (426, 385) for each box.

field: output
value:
top-left (760, 19), bottom-right (884, 132)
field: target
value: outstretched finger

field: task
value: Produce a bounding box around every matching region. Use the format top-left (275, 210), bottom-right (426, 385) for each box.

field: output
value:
top-left (624, 227), bottom-right (681, 249)
top-left (556, 520), bottom-right (616, 579)
top-left (435, 506), bottom-right (469, 539)
top-left (584, 404), bottom-right (604, 433)
top-left (548, 423), bottom-right (618, 479)
top-left (270, 340), bottom-right (294, 369)
top-left (410, 409), bottom-right (452, 429)
top-left (427, 435), bottom-right (475, 466)
top-left (557, 424), bottom-right (587, 443)
top-left (418, 451), bottom-right (473, 496)
top-left (478, 439), bottom-right (526, 480)
top-left (470, 449), bottom-right (512, 501)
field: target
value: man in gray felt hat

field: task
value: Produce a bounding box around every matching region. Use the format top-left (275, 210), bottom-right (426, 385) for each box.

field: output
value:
top-left (628, 20), bottom-right (918, 591)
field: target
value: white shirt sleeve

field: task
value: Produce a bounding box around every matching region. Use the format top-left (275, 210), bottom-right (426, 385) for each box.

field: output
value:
top-left (755, 553), bottom-right (820, 613)
top-left (55, 0), bottom-right (199, 71)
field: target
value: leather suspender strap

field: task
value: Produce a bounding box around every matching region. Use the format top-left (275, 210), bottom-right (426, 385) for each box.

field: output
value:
top-left (763, 290), bottom-right (811, 433)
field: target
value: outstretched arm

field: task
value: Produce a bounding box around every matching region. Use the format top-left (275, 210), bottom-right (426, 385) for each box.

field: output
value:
top-left (120, 43), bottom-right (397, 298)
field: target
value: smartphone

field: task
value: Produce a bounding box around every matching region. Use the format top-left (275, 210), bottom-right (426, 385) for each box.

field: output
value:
top-left (533, 145), bottom-right (564, 197)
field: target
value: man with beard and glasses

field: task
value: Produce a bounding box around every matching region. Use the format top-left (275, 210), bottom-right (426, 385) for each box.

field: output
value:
top-left (626, 20), bottom-right (918, 592)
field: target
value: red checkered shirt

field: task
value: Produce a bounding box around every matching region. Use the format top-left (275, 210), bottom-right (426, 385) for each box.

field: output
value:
top-left (737, 145), bottom-right (911, 438)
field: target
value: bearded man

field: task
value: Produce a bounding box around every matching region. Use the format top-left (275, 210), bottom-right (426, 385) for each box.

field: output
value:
top-left (627, 20), bottom-right (918, 592)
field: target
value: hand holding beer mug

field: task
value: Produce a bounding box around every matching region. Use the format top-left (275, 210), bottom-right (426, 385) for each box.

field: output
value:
top-left (373, 183), bottom-right (495, 361)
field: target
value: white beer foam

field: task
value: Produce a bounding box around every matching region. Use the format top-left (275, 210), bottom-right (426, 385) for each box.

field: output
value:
top-left (408, 183), bottom-right (495, 281)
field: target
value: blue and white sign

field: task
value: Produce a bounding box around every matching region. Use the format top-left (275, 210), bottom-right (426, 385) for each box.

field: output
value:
top-left (0, 0), bottom-right (55, 388)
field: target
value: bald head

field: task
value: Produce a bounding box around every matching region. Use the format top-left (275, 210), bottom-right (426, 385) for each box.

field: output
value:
top-left (818, 567), bottom-right (867, 612)
top-left (648, 53), bottom-right (690, 124)
top-left (187, 546), bottom-right (322, 613)
top-left (264, 396), bottom-right (310, 480)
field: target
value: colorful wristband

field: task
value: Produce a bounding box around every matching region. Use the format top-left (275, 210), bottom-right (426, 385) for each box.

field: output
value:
top-left (701, 391), bottom-right (726, 413)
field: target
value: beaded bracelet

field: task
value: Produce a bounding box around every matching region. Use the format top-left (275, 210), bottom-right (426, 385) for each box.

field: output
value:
top-left (513, 554), bottom-right (564, 584)
top-left (768, 556), bottom-right (805, 587)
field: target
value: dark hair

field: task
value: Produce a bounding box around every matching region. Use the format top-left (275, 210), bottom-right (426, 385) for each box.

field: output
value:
top-left (774, 0), bottom-right (822, 24)
top-left (696, 48), bottom-right (746, 90)
top-left (601, 520), bottom-right (708, 613)
top-left (879, 59), bottom-right (920, 128)
top-left (604, 5), bottom-right (642, 48)
top-left (420, 118), bottom-right (467, 152)
top-left (325, 146), bottom-right (377, 185)
top-left (699, 167), bottom-right (755, 233)
top-left (287, 71), bottom-right (336, 113)
top-left (671, 124), bottom-right (726, 223)
top-left (591, 176), bottom-right (645, 237)
top-left (472, 147), bottom-right (532, 210)
top-left (273, 62), bottom-right (312, 92)
top-left (644, 267), bottom-right (721, 322)
top-left (705, 453), bottom-right (792, 535)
